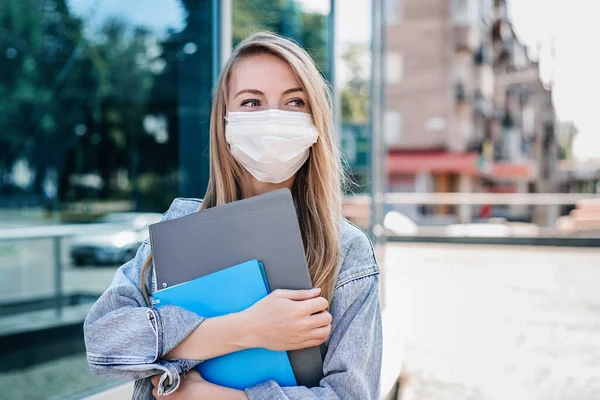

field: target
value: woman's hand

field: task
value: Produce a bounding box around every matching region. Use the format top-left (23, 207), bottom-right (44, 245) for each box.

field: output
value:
top-left (241, 288), bottom-right (332, 351)
top-left (165, 288), bottom-right (331, 362)
top-left (151, 371), bottom-right (247, 399)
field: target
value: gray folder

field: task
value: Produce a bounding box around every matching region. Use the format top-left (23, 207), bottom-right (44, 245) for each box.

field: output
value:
top-left (148, 188), bottom-right (324, 388)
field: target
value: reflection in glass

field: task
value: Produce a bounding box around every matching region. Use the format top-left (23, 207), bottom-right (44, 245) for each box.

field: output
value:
top-left (0, 1), bottom-right (188, 398)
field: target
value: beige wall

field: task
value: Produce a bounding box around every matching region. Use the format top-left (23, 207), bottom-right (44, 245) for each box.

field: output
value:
top-left (385, 0), bottom-right (455, 150)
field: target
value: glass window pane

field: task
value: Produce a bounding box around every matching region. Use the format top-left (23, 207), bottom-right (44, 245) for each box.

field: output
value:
top-left (232, 0), bottom-right (331, 80)
top-left (336, 0), bottom-right (372, 193)
top-left (0, 1), bottom-right (208, 398)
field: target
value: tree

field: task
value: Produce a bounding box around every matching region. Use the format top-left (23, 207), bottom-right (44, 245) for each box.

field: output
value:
top-left (0, 0), bottom-right (163, 208)
top-left (232, 0), bottom-right (330, 79)
top-left (87, 19), bottom-right (155, 204)
top-left (0, 0), bottom-right (335, 211)
top-left (300, 12), bottom-right (328, 75)
top-left (557, 120), bottom-right (578, 160)
top-left (339, 44), bottom-right (370, 123)
top-left (232, 0), bottom-right (283, 46)
top-left (0, 0), bottom-right (92, 205)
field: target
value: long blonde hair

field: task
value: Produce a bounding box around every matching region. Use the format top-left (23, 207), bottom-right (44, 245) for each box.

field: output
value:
top-left (141, 32), bottom-right (343, 303)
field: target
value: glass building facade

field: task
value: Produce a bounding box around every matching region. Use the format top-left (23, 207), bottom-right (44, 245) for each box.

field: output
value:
top-left (0, 1), bottom-right (376, 398)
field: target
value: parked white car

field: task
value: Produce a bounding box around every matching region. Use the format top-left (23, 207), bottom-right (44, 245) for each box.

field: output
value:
top-left (384, 211), bottom-right (419, 236)
top-left (69, 212), bottom-right (162, 266)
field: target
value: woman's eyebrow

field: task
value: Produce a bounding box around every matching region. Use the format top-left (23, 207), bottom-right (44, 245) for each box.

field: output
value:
top-left (234, 89), bottom-right (264, 99)
top-left (282, 87), bottom-right (304, 96)
top-left (234, 87), bottom-right (304, 99)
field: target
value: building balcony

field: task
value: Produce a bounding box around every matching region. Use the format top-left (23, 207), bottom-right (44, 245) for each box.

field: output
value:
top-left (473, 93), bottom-right (493, 117)
top-left (475, 64), bottom-right (495, 99)
top-left (492, 9), bottom-right (512, 42)
top-left (454, 26), bottom-right (479, 52)
top-left (455, 81), bottom-right (470, 103)
top-left (474, 44), bottom-right (494, 65)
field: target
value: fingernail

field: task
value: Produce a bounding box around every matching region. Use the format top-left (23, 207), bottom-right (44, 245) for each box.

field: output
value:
top-left (311, 288), bottom-right (321, 293)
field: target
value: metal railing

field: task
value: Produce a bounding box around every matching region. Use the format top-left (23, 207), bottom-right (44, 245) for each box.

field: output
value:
top-left (345, 192), bottom-right (599, 205)
top-left (343, 192), bottom-right (600, 243)
top-left (0, 225), bottom-right (97, 317)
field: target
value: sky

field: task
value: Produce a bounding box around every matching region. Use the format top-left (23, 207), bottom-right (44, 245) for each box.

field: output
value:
top-left (67, 0), bottom-right (185, 37)
top-left (298, 0), bottom-right (371, 44)
top-left (509, 0), bottom-right (600, 160)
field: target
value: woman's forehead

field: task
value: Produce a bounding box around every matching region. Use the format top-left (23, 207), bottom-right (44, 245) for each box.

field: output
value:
top-left (229, 53), bottom-right (302, 96)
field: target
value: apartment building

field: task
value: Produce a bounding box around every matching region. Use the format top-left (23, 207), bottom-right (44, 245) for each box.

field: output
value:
top-left (384, 0), bottom-right (557, 224)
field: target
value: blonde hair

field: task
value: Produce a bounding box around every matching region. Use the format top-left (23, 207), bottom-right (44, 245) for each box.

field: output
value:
top-left (141, 32), bottom-right (343, 304)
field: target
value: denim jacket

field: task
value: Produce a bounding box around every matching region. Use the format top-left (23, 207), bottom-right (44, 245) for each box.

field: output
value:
top-left (84, 198), bottom-right (382, 399)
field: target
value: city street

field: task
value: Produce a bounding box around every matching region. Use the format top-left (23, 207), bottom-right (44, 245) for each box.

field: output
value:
top-left (2, 242), bottom-right (600, 399)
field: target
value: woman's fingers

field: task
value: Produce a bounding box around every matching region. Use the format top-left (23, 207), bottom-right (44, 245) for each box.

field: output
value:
top-left (274, 288), bottom-right (321, 301)
top-left (309, 310), bottom-right (332, 328)
top-left (301, 296), bottom-right (329, 315)
top-left (309, 324), bottom-right (331, 341)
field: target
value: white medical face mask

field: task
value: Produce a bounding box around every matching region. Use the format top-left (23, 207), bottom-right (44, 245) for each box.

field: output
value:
top-left (225, 109), bottom-right (319, 183)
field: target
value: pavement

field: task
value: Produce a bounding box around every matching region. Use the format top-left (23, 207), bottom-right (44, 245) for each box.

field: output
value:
top-left (386, 243), bottom-right (600, 400)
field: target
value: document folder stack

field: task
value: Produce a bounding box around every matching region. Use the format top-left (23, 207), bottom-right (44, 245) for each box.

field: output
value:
top-left (149, 189), bottom-right (324, 388)
top-left (152, 259), bottom-right (296, 389)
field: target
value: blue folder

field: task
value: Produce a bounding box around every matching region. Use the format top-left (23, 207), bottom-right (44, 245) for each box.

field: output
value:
top-left (151, 259), bottom-right (297, 390)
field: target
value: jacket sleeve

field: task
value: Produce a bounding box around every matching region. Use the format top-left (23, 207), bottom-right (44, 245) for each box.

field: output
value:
top-left (83, 239), bottom-right (204, 396)
top-left (245, 274), bottom-right (382, 400)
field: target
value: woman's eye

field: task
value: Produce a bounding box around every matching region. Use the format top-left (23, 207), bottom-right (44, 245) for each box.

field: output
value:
top-left (287, 98), bottom-right (305, 107)
top-left (241, 99), bottom-right (260, 107)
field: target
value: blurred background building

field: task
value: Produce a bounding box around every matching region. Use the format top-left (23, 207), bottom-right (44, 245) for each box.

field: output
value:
top-left (381, 0), bottom-right (558, 226)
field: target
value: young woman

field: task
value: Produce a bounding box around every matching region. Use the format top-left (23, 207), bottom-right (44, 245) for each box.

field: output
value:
top-left (84, 32), bottom-right (382, 399)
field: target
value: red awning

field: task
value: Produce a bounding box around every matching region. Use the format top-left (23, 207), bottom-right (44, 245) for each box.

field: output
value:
top-left (387, 152), bottom-right (479, 175)
top-left (488, 162), bottom-right (534, 179)
top-left (387, 152), bottom-right (535, 179)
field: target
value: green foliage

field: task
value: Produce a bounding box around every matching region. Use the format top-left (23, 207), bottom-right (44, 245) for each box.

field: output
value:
top-left (0, 0), bottom-right (333, 210)
top-left (0, 0), bottom-right (84, 171)
top-left (300, 12), bottom-right (328, 75)
top-left (340, 44), bottom-right (370, 123)
top-left (232, 0), bottom-right (282, 44)
top-left (0, 0), bottom-right (166, 204)
top-left (232, 0), bottom-right (330, 78)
